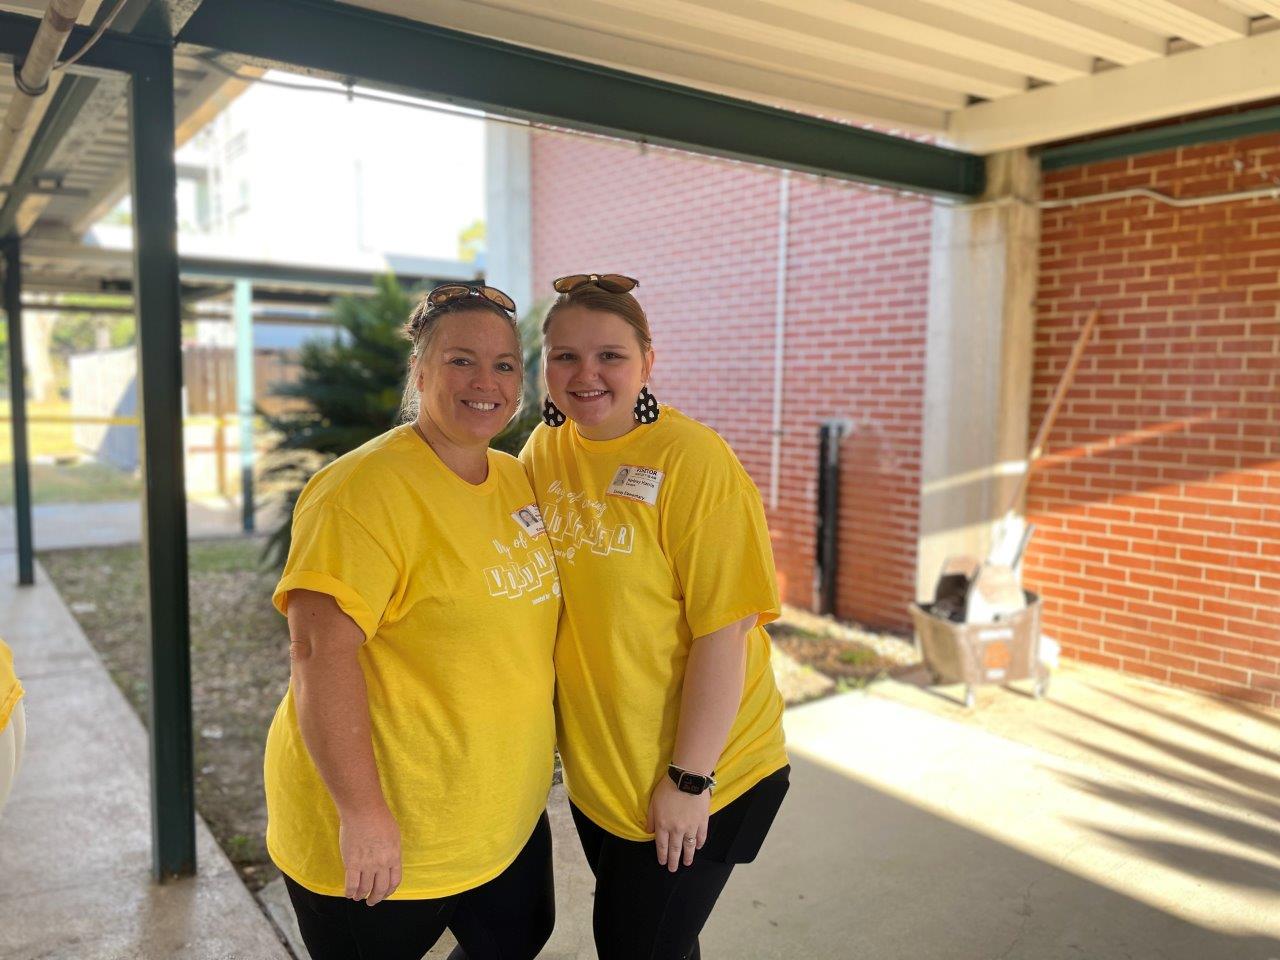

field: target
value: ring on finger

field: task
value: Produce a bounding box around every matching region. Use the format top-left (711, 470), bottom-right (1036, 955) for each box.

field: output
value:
top-left (684, 836), bottom-right (697, 844)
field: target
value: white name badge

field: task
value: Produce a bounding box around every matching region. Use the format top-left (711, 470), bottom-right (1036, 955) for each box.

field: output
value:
top-left (606, 465), bottom-right (664, 506)
top-left (511, 504), bottom-right (547, 538)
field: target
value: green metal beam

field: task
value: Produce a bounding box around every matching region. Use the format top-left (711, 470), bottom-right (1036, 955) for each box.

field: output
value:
top-left (127, 40), bottom-right (197, 881)
top-left (1040, 104), bottom-right (1280, 171)
top-left (2, 236), bottom-right (34, 587)
top-left (233, 279), bottom-right (254, 533)
top-left (178, 0), bottom-right (984, 199)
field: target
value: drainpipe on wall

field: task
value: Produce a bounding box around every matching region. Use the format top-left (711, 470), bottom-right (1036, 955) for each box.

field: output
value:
top-left (768, 170), bottom-right (790, 511)
top-left (0, 0), bottom-right (87, 182)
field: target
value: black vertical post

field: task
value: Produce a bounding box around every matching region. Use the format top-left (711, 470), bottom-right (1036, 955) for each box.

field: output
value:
top-left (129, 49), bottom-right (196, 880)
top-left (815, 421), bottom-right (843, 616)
top-left (2, 236), bottom-right (34, 586)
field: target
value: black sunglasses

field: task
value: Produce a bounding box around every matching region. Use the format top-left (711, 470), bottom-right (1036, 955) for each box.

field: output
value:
top-left (426, 282), bottom-right (517, 314)
top-left (553, 273), bottom-right (639, 295)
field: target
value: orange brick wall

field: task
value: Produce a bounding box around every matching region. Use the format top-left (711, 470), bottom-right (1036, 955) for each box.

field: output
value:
top-left (530, 133), bottom-right (931, 629)
top-left (1029, 136), bottom-right (1280, 706)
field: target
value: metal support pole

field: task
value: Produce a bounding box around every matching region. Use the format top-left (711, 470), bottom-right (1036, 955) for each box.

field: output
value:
top-left (129, 49), bottom-right (196, 880)
top-left (2, 236), bottom-right (34, 586)
top-left (233, 278), bottom-right (254, 532)
top-left (815, 421), bottom-right (845, 616)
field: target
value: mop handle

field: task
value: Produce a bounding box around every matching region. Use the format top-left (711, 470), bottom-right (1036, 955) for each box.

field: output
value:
top-left (1006, 308), bottom-right (1101, 514)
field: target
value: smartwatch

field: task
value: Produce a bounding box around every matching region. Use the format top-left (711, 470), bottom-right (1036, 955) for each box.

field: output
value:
top-left (667, 763), bottom-right (716, 795)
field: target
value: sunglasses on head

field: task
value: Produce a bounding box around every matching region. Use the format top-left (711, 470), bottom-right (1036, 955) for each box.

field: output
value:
top-left (552, 273), bottom-right (639, 295)
top-left (425, 282), bottom-right (517, 314)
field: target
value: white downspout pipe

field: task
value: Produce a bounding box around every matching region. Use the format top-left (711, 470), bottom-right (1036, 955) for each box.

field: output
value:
top-left (768, 170), bottom-right (790, 511)
top-left (0, 0), bottom-right (87, 184)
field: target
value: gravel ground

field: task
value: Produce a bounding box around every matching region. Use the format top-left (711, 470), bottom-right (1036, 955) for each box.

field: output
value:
top-left (41, 538), bottom-right (290, 891)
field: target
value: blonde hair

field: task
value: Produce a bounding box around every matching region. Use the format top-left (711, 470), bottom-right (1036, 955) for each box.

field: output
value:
top-left (542, 285), bottom-right (652, 353)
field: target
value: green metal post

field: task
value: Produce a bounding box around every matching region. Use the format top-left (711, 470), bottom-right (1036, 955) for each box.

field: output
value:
top-left (129, 48), bottom-right (196, 880)
top-left (2, 237), bottom-right (34, 586)
top-left (234, 279), bottom-right (254, 532)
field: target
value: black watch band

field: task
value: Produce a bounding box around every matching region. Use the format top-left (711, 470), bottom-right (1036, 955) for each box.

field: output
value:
top-left (667, 763), bottom-right (716, 795)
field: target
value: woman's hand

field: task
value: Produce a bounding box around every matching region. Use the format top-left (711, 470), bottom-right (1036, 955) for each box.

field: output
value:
top-left (646, 776), bottom-right (710, 872)
top-left (339, 804), bottom-right (402, 905)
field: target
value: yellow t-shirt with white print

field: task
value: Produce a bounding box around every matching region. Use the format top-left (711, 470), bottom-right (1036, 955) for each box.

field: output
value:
top-left (267, 424), bottom-right (560, 899)
top-left (0, 639), bottom-right (22, 731)
top-left (520, 406), bottom-right (787, 840)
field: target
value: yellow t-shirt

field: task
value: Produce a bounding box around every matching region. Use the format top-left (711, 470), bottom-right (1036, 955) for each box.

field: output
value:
top-left (0, 639), bottom-right (22, 731)
top-left (520, 405), bottom-right (788, 840)
top-left (268, 424), bottom-right (560, 899)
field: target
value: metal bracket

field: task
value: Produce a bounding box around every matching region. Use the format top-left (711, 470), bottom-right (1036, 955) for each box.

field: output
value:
top-left (12, 60), bottom-right (49, 97)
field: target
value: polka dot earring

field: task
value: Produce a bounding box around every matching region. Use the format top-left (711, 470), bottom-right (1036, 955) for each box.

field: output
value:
top-left (542, 396), bottom-right (567, 427)
top-left (633, 385), bottom-right (660, 424)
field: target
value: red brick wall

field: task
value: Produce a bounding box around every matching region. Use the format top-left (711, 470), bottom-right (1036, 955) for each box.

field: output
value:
top-left (530, 132), bottom-right (932, 629)
top-left (1029, 135), bottom-right (1280, 706)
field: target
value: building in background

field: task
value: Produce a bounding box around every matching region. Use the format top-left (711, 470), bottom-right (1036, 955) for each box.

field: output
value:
top-left (491, 126), bottom-right (1280, 709)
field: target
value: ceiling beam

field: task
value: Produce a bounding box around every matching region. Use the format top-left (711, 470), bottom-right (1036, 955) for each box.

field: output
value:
top-left (443, 0), bottom-right (971, 109)
top-left (748, 0), bottom-right (1092, 83)
top-left (1038, 101), bottom-right (1280, 169)
top-left (67, 66), bottom-right (259, 236)
top-left (572, 0), bottom-right (1027, 98)
top-left (361, 0), bottom-right (961, 120)
top-left (921, 0), bottom-right (1167, 65)
top-left (22, 237), bottom-right (476, 292)
top-left (1081, 0), bottom-right (1248, 47)
top-left (946, 27), bottom-right (1280, 151)
top-left (178, 0), bottom-right (986, 198)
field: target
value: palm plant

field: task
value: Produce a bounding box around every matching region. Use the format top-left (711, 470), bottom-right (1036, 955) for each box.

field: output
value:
top-left (260, 274), bottom-right (414, 567)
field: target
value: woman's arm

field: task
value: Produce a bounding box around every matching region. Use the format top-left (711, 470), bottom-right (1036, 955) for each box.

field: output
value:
top-left (647, 613), bottom-right (755, 872)
top-left (287, 588), bottom-right (401, 905)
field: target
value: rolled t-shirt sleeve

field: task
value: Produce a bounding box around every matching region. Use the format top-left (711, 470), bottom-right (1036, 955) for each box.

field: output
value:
top-left (672, 485), bottom-right (781, 639)
top-left (272, 501), bottom-right (401, 641)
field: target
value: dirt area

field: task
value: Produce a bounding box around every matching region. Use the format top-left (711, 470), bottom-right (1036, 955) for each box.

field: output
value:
top-left (41, 537), bottom-right (289, 891)
top-left (41, 538), bottom-right (920, 891)
top-left (766, 605), bottom-right (922, 700)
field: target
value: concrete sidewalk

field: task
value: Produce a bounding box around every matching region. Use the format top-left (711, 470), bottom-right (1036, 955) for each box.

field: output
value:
top-left (728, 679), bottom-right (1280, 959)
top-left (0, 497), bottom-right (279, 552)
top-left (0, 554), bottom-right (291, 959)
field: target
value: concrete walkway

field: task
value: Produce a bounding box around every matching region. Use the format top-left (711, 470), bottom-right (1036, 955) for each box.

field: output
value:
top-left (735, 673), bottom-right (1280, 959)
top-left (0, 497), bottom-right (279, 552)
top-left (0, 554), bottom-right (291, 959)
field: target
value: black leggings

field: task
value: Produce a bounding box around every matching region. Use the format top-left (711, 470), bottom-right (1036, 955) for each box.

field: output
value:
top-left (571, 765), bottom-right (790, 960)
top-left (283, 812), bottom-right (554, 960)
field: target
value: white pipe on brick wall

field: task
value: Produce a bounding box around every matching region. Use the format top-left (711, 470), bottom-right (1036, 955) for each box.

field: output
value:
top-left (947, 183), bottom-right (1280, 213)
top-left (768, 170), bottom-right (790, 512)
top-left (0, 0), bottom-right (88, 184)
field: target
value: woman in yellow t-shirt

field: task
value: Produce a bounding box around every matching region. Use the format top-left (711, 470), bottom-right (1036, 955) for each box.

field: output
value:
top-left (0, 638), bottom-right (26, 815)
top-left (521, 274), bottom-right (790, 960)
top-left (269, 283), bottom-right (560, 960)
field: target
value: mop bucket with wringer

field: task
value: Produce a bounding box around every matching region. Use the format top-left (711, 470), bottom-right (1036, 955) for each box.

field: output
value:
top-left (910, 591), bottom-right (1049, 709)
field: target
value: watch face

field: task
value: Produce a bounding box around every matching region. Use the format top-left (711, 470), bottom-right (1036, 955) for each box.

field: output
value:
top-left (677, 772), bottom-right (706, 794)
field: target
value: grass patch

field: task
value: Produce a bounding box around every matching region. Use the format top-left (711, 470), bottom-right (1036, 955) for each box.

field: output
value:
top-left (0, 459), bottom-right (140, 505)
top-left (837, 647), bottom-right (880, 668)
top-left (41, 537), bottom-right (289, 890)
top-left (0, 399), bottom-right (81, 461)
